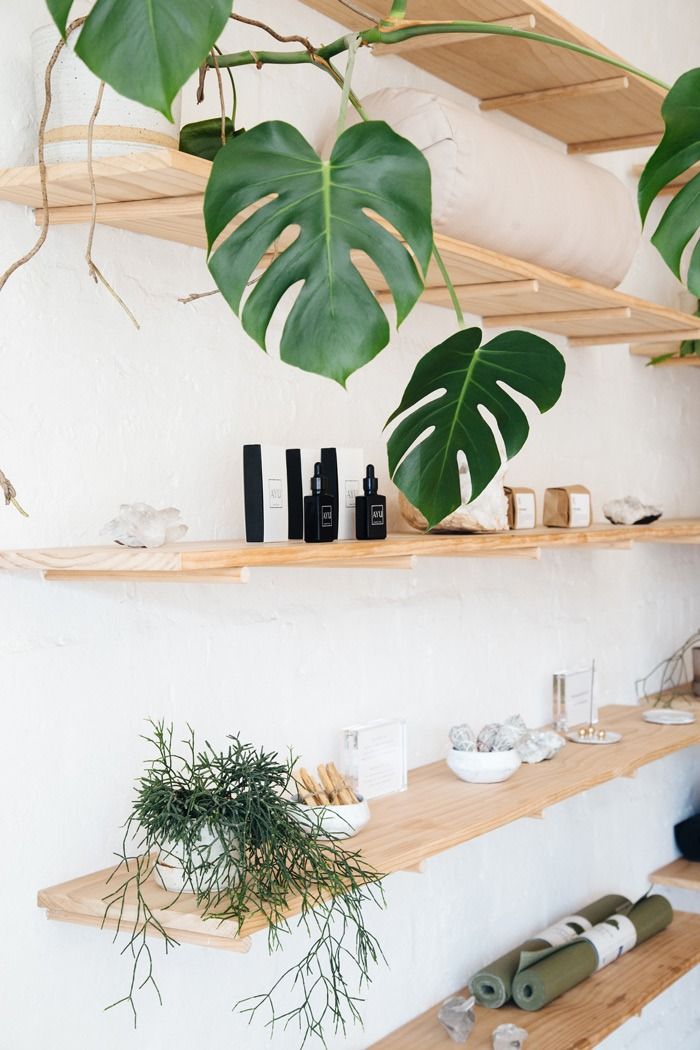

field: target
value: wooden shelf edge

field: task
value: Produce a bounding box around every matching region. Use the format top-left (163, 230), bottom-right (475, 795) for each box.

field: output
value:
top-left (300, 0), bottom-right (666, 150)
top-left (370, 912), bottom-right (700, 1049)
top-left (2, 150), bottom-right (698, 347)
top-left (35, 707), bottom-right (700, 954)
top-left (1, 521), bottom-right (699, 578)
top-left (651, 858), bottom-right (700, 892)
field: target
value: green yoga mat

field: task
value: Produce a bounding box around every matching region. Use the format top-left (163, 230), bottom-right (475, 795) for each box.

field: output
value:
top-left (511, 894), bottom-right (673, 1011)
top-left (470, 894), bottom-right (630, 1008)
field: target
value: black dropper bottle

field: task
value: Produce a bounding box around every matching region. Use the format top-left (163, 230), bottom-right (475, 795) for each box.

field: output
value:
top-left (355, 464), bottom-right (387, 540)
top-left (304, 462), bottom-right (337, 543)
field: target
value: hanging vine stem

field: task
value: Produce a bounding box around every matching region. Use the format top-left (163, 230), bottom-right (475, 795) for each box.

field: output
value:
top-left (0, 469), bottom-right (28, 518)
top-left (209, 49), bottom-right (227, 146)
top-left (211, 21), bottom-right (669, 91)
top-left (0, 18), bottom-right (85, 293)
top-left (85, 81), bottom-right (140, 329)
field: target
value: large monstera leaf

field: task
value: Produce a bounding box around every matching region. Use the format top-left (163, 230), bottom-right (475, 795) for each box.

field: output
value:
top-left (204, 120), bottom-right (433, 385)
top-left (639, 68), bottom-right (700, 296)
top-left (45, 0), bottom-right (231, 119)
top-left (386, 328), bottom-right (565, 530)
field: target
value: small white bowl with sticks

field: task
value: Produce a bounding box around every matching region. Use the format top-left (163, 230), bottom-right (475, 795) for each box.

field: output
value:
top-left (293, 763), bottom-right (370, 839)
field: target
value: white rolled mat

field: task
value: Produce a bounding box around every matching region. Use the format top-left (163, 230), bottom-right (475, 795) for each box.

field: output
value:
top-left (344, 88), bottom-right (640, 288)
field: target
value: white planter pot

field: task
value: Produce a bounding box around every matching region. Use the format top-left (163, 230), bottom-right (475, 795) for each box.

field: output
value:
top-left (155, 832), bottom-right (237, 894)
top-left (31, 24), bottom-right (182, 164)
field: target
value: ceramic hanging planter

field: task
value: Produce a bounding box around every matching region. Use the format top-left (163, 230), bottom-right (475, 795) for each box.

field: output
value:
top-left (31, 24), bottom-right (182, 165)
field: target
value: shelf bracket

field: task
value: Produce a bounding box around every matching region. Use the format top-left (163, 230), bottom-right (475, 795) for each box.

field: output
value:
top-left (42, 568), bottom-right (250, 583)
top-left (485, 306), bottom-right (632, 328)
top-left (480, 75), bottom-right (630, 112)
top-left (568, 132), bottom-right (663, 155)
top-left (571, 327), bottom-right (700, 348)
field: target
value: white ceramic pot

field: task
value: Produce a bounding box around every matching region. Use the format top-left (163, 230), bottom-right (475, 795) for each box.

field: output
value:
top-left (292, 796), bottom-right (371, 839)
top-left (154, 832), bottom-right (236, 894)
top-left (446, 748), bottom-right (521, 784)
top-left (31, 24), bottom-right (182, 164)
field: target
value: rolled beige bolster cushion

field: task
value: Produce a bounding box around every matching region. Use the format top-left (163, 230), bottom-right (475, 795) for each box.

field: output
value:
top-left (347, 88), bottom-right (640, 288)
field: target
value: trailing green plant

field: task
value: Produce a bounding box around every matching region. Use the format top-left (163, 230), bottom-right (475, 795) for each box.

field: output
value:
top-left (3, 2), bottom-right (696, 518)
top-left (105, 723), bottom-right (385, 1046)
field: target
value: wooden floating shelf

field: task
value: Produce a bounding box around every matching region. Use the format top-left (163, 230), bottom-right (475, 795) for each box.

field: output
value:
top-left (38, 706), bottom-right (700, 951)
top-left (0, 149), bottom-right (697, 350)
top-left (300, 0), bottom-right (666, 152)
top-left (651, 858), bottom-right (700, 892)
top-left (370, 912), bottom-right (700, 1049)
top-left (2, 520), bottom-right (700, 582)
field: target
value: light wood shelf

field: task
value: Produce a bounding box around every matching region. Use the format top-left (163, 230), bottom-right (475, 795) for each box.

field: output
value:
top-left (1, 151), bottom-right (699, 351)
top-left (38, 706), bottom-right (700, 949)
top-left (300, 0), bottom-right (666, 152)
top-left (2, 520), bottom-right (700, 582)
top-left (651, 858), bottom-right (700, 892)
top-left (370, 912), bottom-right (700, 1049)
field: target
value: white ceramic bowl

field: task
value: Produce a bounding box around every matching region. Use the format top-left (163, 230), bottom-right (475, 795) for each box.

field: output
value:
top-left (292, 796), bottom-right (370, 839)
top-left (446, 748), bottom-right (521, 784)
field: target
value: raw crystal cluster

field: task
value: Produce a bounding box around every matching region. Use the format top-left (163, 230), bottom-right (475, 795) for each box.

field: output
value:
top-left (603, 496), bottom-right (662, 526)
top-left (400, 464), bottom-right (509, 533)
top-left (449, 715), bottom-right (564, 763)
top-left (101, 503), bottom-right (188, 548)
top-left (492, 1023), bottom-right (528, 1049)
top-left (438, 995), bottom-right (476, 1044)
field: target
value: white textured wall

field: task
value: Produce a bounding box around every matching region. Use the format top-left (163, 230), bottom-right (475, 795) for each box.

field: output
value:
top-left (1, 2), bottom-right (699, 1048)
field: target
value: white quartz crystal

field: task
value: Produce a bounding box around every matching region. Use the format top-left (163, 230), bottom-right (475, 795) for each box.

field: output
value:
top-left (493, 1023), bottom-right (528, 1049)
top-left (400, 463), bottom-right (509, 533)
top-left (603, 496), bottom-right (662, 526)
top-left (101, 503), bottom-right (188, 548)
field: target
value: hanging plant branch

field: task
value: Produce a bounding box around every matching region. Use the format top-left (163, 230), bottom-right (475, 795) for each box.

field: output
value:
top-left (104, 724), bottom-right (385, 1046)
top-left (0, 469), bottom-right (28, 517)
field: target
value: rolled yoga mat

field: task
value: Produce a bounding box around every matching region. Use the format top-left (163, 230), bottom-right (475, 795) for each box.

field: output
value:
top-left (339, 88), bottom-right (641, 288)
top-left (470, 894), bottom-right (630, 1008)
top-left (511, 894), bottom-right (673, 1011)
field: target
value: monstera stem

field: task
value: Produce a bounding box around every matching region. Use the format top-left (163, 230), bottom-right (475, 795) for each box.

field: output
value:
top-left (432, 244), bottom-right (465, 330)
top-left (213, 21), bottom-right (670, 91)
top-left (386, 0), bottom-right (408, 20)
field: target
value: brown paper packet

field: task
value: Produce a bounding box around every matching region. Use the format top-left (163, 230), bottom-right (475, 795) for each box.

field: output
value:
top-left (543, 485), bottom-right (592, 528)
top-left (505, 487), bottom-right (537, 529)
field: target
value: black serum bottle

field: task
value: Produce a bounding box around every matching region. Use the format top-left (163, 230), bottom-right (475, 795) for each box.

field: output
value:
top-left (355, 464), bottom-right (387, 540)
top-left (304, 462), bottom-right (337, 543)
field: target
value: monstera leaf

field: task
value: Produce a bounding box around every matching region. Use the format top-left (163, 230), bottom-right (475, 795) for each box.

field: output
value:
top-left (45, 0), bottom-right (231, 119)
top-left (180, 119), bottom-right (244, 162)
top-left (639, 68), bottom-right (700, 296)
top-left (386, 328), bottom-right (565, 529)
top-left (204, 120), bottom-right (433, 385)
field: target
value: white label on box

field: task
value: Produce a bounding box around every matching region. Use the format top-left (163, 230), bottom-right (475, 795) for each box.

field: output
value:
top-left (534, 914), bottom-right (592, 947)
top-left (514, 493), bottom-right (536, 529)
top-left (342, 720), bottom-right (407, 800)
top-left (260, 446), bottom-right (288, 541)
top-left (581, 916), bottom-right (637, 970)
top-left (268, 478), bottom-right (283, 509)
top-left (344, 479), bottom-right (359, 509)
top-left (569, 492), bottom-right (591, 527)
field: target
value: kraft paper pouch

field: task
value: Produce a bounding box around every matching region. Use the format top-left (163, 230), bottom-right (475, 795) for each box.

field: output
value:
top-left (543, 485), bottom-right (592, 528)
top-left (505, 487), bottom-right (536, 530)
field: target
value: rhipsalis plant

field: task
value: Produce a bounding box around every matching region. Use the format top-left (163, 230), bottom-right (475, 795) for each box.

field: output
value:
top-left (105, 723), bottom-right (385, 1046)
top-left (3, 2), bottom-right (697, 518)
